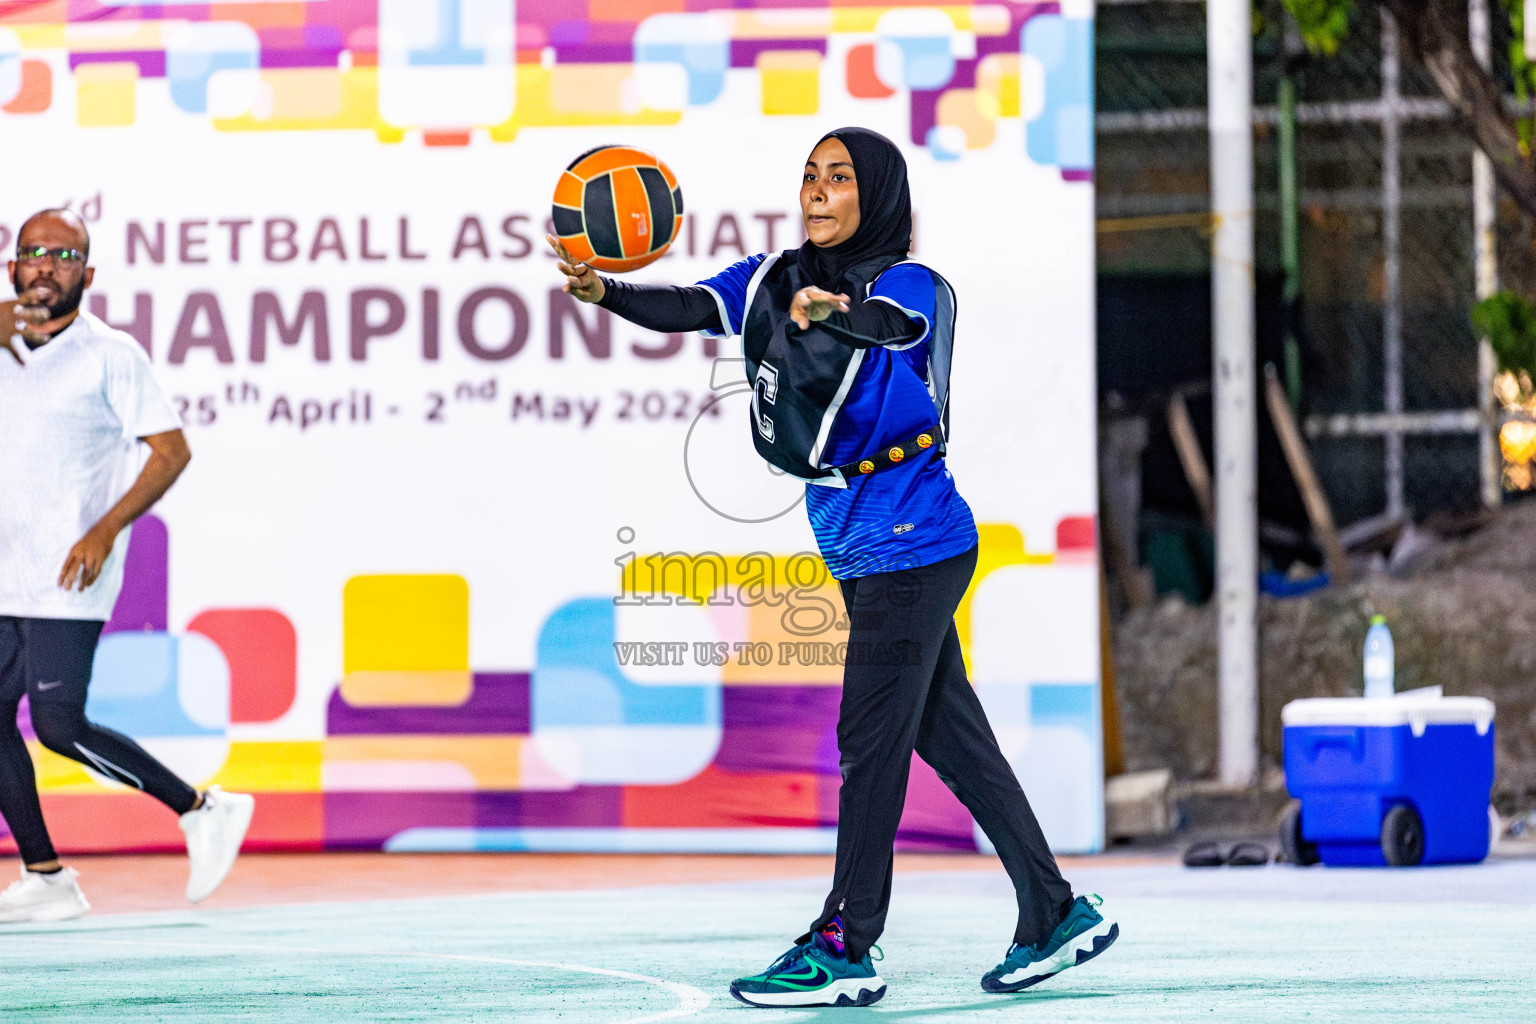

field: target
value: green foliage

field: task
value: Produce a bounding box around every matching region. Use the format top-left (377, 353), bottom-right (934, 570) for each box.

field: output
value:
top-left (1472, 291), bottom-right (1536, 377)
top-left (1283, 0), bottom-right (1353, 56)
top-left (1502, 0), bottom-right (1536, 155)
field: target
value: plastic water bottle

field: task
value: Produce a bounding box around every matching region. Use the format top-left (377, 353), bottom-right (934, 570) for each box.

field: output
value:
top-left (1363, 615), bottom-right (1395, 698)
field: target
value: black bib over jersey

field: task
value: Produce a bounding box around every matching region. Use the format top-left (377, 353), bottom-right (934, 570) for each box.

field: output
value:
top-left (741, 127), bottom-right (954, 484)
top-left (740, 253), bottom-right (955, 483)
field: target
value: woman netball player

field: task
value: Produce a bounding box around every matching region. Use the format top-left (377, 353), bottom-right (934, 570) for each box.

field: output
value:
top-left (547, 127), bottom-right (1116, 1007)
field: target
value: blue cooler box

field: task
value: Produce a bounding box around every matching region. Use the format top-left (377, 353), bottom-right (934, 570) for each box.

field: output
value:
top-left (1282, 695), bottom-right (1495, 866)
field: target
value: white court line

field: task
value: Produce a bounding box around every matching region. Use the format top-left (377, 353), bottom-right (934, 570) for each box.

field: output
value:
top-left (22, 935), bottom-right (710, 1023)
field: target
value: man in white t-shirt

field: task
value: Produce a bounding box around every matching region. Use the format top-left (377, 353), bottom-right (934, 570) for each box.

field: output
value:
top-left (0, 209), bottom-right (254, 923)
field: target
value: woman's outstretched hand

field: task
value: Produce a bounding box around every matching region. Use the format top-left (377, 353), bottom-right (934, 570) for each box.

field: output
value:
top-left (547, 234), bottom-right (606, 304)
top-left (789, 286), bottom-right (850, 330)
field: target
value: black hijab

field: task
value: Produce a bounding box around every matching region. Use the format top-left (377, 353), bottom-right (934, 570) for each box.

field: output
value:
top-left (794, 127), bottom-right (913, 291)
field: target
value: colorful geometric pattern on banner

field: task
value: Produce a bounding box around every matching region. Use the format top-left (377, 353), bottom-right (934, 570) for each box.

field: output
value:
top-left (0, 1), bottom-right (1089, 172)
top-left (6, 515), bottom-right (1102, 854)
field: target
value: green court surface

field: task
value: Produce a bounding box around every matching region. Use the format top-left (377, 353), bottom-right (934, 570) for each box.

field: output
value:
top-left (2, 859), bottom-right (1532, 1022)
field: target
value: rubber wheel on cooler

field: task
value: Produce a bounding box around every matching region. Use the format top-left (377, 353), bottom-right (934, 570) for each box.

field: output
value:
top-left (1381, 804), bottom-right (1425, 866)
top-left (1279, 803), bottom-right (1319, 866)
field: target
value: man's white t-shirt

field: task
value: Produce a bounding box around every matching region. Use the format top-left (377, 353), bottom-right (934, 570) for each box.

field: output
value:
top-left (0, 311), bottom-right (182, 620)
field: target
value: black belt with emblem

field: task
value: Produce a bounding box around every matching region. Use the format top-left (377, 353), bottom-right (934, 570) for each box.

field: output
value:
top-left (833, 426), bottom-right (944, 482)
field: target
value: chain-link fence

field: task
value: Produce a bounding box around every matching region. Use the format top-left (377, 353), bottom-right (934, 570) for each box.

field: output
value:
top-left (1096, 0), bottom-right (1518, 609)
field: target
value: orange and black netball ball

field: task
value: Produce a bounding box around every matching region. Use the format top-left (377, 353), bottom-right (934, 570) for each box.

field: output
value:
top-left (552, 145), bottom-right (683, 273)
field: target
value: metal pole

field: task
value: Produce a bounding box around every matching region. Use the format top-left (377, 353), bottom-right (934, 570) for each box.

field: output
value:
top-left (1208, 0), bottom-right (1258, 788)
top-left (1471, 0), bottom-right (1502, 508)
top-left (1382, 12), bottom-right (1405, 518)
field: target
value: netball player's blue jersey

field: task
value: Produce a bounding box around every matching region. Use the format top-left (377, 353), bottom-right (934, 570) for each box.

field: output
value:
top-left (699, 255), bottom-right (978, 580)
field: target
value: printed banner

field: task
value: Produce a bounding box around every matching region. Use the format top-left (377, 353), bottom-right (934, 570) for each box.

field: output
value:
top-left (0, 0), bottom-right (1102, 855)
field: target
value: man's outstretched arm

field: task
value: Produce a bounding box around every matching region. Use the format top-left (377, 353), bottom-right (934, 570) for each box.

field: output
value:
top-left (59, 428), bottom-right (191, 591)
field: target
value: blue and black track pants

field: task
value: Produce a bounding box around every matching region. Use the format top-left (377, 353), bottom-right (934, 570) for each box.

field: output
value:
top-left (0, 616), bottom-right (199, 865)
top-left (799, 546), bottom-right (1075, 963)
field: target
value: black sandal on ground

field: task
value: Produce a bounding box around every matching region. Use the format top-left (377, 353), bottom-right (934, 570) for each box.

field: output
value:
top-left (1225, 841), bottom-right (1271, 866)
top-left (1181, 841), bottom-right (1224, 867)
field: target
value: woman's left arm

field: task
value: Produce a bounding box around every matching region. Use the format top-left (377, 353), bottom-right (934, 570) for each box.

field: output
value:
top-left (796, 293), bottom-right (923, 349)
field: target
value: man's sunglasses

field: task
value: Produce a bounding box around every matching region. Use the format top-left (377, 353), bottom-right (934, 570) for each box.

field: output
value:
top-left (15, 246), bottom-right (86, 266)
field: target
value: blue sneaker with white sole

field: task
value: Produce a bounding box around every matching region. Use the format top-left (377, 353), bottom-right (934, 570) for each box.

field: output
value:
top-left (981, 893), bottom-right (1118, 993)
top-left (730, 917), bottom-right (886, 1007)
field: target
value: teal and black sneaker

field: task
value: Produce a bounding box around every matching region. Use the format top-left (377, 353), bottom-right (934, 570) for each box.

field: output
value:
top-left (981, 893), bottom-right (1118, 993)
top-left (730, 918), bottom-right (886, 1007)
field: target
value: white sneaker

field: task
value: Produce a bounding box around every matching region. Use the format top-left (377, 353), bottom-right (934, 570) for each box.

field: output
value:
top-left (180, 785), bottom-right (255, 903)
top-left (0, 866), bottom-right (90, 924)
